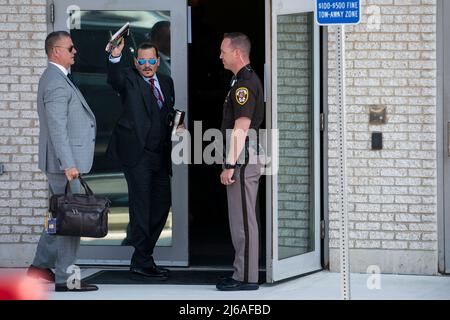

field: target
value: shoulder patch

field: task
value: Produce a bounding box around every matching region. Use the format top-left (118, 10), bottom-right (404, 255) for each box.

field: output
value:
top-left (235, 87), bottom-right (249, 106)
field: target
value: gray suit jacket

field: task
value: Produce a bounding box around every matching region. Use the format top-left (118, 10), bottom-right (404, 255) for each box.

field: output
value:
top-left (37, 63), bottom-right (96, 174)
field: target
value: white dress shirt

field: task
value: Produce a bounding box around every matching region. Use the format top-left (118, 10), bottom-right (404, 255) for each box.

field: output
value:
top-left (49, 61), bottom-right (69, 76)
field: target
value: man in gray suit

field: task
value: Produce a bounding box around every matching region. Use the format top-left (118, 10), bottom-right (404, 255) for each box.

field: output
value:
top-left (26, 31), bottom-right (98, 292)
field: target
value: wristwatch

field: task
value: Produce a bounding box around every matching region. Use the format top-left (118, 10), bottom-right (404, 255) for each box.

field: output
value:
top-left (224, 162), bottom-right (236, 169)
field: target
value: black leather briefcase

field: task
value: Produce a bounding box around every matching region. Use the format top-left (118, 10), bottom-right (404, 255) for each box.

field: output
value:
top-left (49, 175), bottom-right (110, 238)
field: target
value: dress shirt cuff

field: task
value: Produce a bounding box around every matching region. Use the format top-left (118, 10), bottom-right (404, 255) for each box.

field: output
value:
top-left (109, 55), bottom-right (121, 63)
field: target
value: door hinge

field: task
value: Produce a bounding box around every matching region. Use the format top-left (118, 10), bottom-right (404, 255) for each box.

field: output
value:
top-left (50, 3), bottom-right (55, 24)
top-left (320, 113), bottom-right (325, 132)
top-left (320, 220), bottom-right (326, 239)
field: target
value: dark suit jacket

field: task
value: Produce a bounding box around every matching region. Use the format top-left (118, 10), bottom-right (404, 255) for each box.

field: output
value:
top-left (106, 61), bottom-right (175, 170)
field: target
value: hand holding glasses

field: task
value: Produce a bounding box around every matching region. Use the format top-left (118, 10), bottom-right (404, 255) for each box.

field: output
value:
top-left (110, 38), bottom-right (125, 58)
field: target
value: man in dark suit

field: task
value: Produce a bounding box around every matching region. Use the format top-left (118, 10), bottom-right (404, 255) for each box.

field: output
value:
top-left (106, 39), bottom-right (179, 278)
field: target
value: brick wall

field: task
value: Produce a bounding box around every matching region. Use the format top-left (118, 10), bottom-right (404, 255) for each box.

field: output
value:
top-left (327, 0), bottom-right (438, 274)
top-left (0, 0), bottom-right (48, 266)
top-left (276, 12), bottom-right (315, 257)
top-left (0, 0), bottom-right (442, 274)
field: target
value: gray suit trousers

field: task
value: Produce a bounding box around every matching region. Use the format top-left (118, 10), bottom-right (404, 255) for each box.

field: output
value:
top-left (32, 173), bottom-right (81, 284)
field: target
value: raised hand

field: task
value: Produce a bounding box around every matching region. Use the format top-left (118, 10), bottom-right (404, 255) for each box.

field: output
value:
top-left (111, 38), bottom-right (125, 58)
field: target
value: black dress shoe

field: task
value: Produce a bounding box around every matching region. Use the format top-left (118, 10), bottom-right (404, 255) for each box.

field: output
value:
top-left (55, 282), bottom-right (98, 292)
top-left (130, 266), bottom-right (168, 279)
top-left (27, 265), bottom-right (55, 282)
top-left (152, 263), bottom-right (170, 274)
top-left (216, 277), bottom-right (259, 291)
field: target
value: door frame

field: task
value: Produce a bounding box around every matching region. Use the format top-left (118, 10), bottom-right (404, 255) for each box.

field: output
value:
top-left (265, 0), bottom-right (323, 282)
top-left (49, 0), bottom-right (189, 266)
top-left (437, 0), bottom-right (449, 274)
top-left (321, 25), bottom-right (330, 271)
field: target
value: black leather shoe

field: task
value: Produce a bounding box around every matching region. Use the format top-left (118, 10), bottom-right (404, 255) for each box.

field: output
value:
top-left (216, 277), bottom-right (259, 291)
top-left (130, 266), bottom-right (168, 279)
top-left (27, 265), bottom-right (55, 282)
top-left (152, 262), bottom-right (170, 274)
top-left (55, 282), bottom-right (98, 292)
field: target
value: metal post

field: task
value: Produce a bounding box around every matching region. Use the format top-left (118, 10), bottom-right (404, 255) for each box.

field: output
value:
top-left (336, 25), bottom-right (351, 300)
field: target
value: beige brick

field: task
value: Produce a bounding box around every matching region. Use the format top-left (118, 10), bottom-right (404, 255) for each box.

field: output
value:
top-left (328, 0), bottom-right (437, 270)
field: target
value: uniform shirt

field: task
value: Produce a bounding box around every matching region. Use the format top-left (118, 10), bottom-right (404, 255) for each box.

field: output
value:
top-left (221, 64), bottom-right (264, 135)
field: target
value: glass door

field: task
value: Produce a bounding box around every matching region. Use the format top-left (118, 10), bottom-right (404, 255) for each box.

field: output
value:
top-left (266, 0), bottom-right (322, 282)
top-left (52, 0), bottom-right (188, 266)
top-left (443, 0), bottom-right (450, 274)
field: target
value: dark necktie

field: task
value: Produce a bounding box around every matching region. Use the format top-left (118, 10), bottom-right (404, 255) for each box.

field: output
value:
top-left (149, 77), bottom-right (164, 109)
top-left (67, 73), bottom-right (79, 91)
top-left (67, 72), bottom-right (74, 82)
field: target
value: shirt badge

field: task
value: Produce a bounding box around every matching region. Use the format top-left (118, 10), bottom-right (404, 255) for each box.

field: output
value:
top-left (235, 87), bottom-right (249, 106)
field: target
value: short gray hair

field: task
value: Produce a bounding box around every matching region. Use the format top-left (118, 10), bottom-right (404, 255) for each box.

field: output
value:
top-left (45, 31), bottom-right (71, 56)
top-left (224, 32), bottom-right (251, 57)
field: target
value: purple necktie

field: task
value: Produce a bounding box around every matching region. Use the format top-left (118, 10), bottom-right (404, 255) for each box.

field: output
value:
top-left (149, 77), bottom-right (164, 109)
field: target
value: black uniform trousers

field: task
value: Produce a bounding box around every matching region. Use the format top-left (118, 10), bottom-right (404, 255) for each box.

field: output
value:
top-left (123, 149), bottom-right (171, 268)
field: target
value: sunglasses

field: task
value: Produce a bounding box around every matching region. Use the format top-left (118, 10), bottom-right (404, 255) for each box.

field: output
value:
top-left (53, 45), bottom-right (76, 53)
top-left (137, 58), bottom-right (157, 65)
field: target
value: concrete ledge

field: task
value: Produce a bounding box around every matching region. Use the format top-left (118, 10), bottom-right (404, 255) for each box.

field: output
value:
top-left (0, 244), bottom-right (37, 267)
top-left (330, 249), bottom-right (438, 275)
top-left (1, 244), bottom-right (440, 275)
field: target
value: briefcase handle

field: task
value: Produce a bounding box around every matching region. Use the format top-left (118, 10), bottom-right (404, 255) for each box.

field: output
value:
top-left (64, 175), bottom-right (95, 197)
